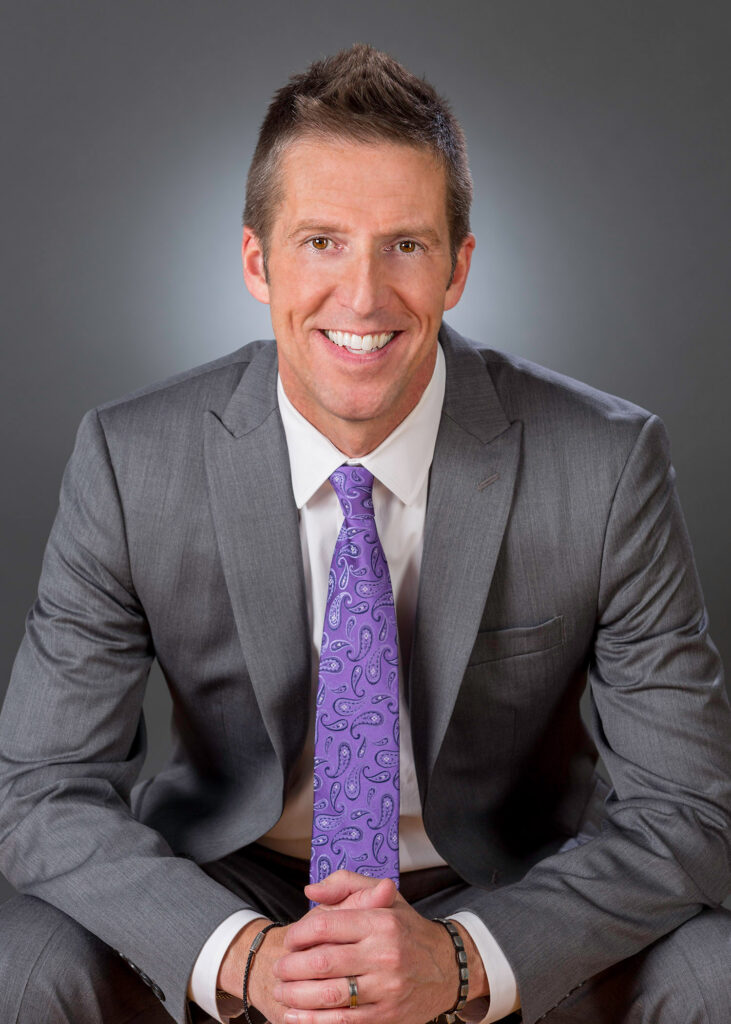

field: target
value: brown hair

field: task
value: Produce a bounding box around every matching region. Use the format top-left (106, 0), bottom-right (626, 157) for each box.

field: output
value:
top-left (244, 44), bottom-right (473, 276)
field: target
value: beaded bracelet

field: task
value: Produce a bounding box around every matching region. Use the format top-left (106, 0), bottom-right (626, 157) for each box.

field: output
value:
top-left (243, 921), bottom-right (284, 1024)
top-left (434, 918), bottom-right (469, 1023)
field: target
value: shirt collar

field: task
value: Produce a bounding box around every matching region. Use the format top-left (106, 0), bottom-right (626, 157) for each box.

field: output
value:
top-left (277, 343), bottom-right (446, 509)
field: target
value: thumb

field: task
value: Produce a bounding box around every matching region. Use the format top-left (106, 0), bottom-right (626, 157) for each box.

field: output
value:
top-left (305, 870), bottom-right (398, 909)
top-left (334, 877), bottom-right (398, 910)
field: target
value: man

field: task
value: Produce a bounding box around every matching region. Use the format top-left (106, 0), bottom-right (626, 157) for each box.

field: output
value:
top-left (0, 43), bottom-right (729, 1024)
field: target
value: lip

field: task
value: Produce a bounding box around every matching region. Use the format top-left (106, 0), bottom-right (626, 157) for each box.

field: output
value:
top-left (316, 328), bottom-right (403, 360)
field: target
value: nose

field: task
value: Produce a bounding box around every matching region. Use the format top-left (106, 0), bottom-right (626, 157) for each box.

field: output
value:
top-left (336, 250), bottom-right (390, 317)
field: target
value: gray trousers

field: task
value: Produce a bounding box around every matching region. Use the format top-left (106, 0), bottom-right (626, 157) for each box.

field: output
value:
top-left (1, 844), bottom-right (729, 1024)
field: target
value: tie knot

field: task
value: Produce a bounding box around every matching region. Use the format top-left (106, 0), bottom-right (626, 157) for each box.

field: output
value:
top-left (329, 464), bottom-right (375, 519)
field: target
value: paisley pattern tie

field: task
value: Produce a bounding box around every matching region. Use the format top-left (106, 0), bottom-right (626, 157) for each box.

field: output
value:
top-left (310, 464), bottom-right (400, 888)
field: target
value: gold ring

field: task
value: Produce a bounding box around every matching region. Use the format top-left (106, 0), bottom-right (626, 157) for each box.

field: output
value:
top-left (347, 975), bottom-right (358, 1008)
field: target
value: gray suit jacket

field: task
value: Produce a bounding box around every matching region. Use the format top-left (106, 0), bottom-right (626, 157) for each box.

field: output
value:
top-left (1, 324), bottom-right (729, 1024)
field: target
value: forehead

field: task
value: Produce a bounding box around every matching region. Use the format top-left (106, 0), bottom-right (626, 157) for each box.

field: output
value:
top-left (273, 136), bottom-right (449, 235)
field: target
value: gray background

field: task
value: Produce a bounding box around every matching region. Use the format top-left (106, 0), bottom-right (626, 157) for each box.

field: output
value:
top-left (1, 0), bottom-right (729, 906)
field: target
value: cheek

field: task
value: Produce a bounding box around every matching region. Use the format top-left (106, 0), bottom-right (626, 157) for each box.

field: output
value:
top-left (399, 265), bottom-right (448, 308)
top-left (272, 277), bottom-right (332, 325)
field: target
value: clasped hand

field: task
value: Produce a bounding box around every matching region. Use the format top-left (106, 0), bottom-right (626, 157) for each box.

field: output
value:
top-left (246, 871), bottom-right (464, 1024)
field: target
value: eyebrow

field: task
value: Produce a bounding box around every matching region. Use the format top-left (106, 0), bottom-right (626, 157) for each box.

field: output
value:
top-left (286, 223), bottom-right (445, 246)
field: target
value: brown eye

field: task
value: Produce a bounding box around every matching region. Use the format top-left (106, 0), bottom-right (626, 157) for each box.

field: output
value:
top-left (310, 237), bottom-right (329, 250)
top-left (397, 240), bottom-right (418, 253)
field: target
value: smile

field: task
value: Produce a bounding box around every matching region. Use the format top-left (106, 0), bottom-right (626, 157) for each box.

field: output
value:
top-left (322, 329), bottom-right (397, 353)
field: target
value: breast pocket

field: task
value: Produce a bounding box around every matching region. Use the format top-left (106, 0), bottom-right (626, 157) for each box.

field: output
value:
top-left (469, 615), bottom-right (565, 665)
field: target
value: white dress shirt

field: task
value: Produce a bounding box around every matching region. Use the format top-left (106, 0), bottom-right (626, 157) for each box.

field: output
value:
top-left (189, 344), bottom-right (519, 1022)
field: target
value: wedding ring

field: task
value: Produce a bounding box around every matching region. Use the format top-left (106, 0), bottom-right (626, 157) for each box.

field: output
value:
top-left (347, 975), bottom-right (358, 1008)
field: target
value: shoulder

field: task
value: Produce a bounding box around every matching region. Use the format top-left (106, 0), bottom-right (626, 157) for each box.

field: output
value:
top-left (69, 339), bottom-right (276, 477)
top-left (463, 336), bottom-right (659, 459)
top-left (95, 339), bottom-right (273, 429)
top-left (442, 324), bottom-right (668, 484)
top-left (481, 346), bottom-right (650, 429)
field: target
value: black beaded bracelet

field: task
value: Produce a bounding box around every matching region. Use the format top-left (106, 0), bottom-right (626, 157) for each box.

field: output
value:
top-left (435, 918), bottom-right (469, 1023)
top-left (243, 921), bottom-right (284, 1024)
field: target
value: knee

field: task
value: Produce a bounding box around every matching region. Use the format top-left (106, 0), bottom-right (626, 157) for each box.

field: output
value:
top-left (0, 894), bottom-right (75, 1021)
top-left (622, 906), bottom-right (731, 1024)
top-left (0, 893), bottom-right (159, 1024)
top-left (550, 906), bottom-right (731, 1024)
top-left (661, 906), bottom-right (731, 1024)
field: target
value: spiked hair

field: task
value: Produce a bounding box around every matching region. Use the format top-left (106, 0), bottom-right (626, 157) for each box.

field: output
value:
top-left (244, 44), bottom-right (473, 275)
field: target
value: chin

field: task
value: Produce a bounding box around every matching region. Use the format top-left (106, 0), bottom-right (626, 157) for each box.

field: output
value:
top-left (333, 401), bottom-right (389, 423)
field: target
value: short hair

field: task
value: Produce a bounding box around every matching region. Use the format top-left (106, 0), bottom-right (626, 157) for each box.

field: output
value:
top-left (244, 44), bottom-right (473, 277)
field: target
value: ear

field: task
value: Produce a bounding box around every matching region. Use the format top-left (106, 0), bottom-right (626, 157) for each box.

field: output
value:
top-left (444, 233), bottom-right (475, 310)
top-left (242, 226), bottom-right (270, 304)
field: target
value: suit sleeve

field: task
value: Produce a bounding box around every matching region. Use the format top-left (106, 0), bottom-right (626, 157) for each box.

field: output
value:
top-left (0, 409), bottom-right (251, 1024)
top-left (444, 414), bottom-right (731, 1023)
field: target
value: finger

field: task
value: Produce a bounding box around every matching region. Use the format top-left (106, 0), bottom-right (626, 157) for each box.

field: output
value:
top-left (274, 941), bottom-right (376, 984)
top-left (311, 879), bottom-right (397, 914)
top-left (305, 870), bottom-right (378, 905)
top-left (282, 1010), bottom-right (372, 1024)
top-left (283, 907), bottom-right (377, 954)
top-left (346, 878), bottom-right (397, 910)
top-left (274, 975), bottom-right (371, 1011)
top-left (306, 872), bottom-right (397, 909)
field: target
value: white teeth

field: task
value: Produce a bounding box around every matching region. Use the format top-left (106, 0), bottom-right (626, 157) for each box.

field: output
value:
top-left (323, 330), bottom-right (397, 352)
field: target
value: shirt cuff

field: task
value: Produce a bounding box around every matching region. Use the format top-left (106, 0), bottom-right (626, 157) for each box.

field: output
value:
top-left (448, 911), bottom-right (520, 1024)
top-left (188, 909), bottom-right (269, 1023)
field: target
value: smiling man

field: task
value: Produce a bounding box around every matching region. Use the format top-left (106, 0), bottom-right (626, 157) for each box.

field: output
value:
top-left (0, 44), bottom-right (730, 1024)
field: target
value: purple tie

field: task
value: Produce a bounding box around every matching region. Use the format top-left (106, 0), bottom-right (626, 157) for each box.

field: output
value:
top-left (310, 464), bottom-right (400, 889)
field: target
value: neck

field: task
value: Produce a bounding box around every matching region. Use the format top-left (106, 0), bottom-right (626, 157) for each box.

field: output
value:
top-left (291, 403), bottom-right (411, 458)
top-left (319, 418), bottom-right (401, 459)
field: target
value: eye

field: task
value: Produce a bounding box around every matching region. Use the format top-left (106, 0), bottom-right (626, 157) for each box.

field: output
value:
top-left (309, 236), bottom-right (330, 250)
top-left (396, 240), bottom-right (419, 253)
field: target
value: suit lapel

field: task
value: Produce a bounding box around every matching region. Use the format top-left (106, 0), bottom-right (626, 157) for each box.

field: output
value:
top-left (409, 325), bottom-right (522, 792)
top-left (203, 342), bottom-right (311, 776)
